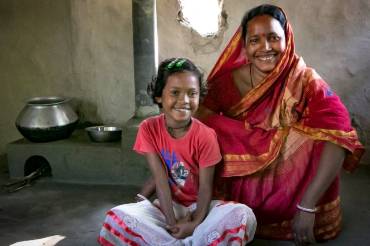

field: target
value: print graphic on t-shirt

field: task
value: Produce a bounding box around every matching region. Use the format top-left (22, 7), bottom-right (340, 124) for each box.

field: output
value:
top-left (171, 161), bottom-right (189, 186)
top-left (160, 149), bottom-right (189, 187)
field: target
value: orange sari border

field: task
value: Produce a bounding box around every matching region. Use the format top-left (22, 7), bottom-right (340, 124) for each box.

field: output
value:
top-left (221, 129), bottom-right (288, 177)
top-left (207, 27), bottom-right (243, 81)
top-left (293, 123), bottom-right (364, 171)
top-left (293, 123), bottom-right (362, 146)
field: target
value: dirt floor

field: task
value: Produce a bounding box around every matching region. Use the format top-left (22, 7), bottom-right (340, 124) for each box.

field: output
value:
top-left (0, 165), bottom-right (369, 246)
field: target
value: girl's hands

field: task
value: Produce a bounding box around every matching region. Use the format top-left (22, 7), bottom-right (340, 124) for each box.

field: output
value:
top-left (171, 221), bottom-right (197, 239)
top-left (166, 212), bottom-right (196, 239)
top-left (292, 210), bottom-right (316, 245)
top-left (167, 222), bottom-right (197, 239)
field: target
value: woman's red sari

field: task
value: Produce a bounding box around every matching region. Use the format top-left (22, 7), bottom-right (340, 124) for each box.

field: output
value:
top-left (201, 16), bottom-right (364, 240)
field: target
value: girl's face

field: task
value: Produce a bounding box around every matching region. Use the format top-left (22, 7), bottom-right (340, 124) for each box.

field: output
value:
top-left (156, 71), bottom-right (200, 127)
top-left (245, 15), bottom-right (286, 75)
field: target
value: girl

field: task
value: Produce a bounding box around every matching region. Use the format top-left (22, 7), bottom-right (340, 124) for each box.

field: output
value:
top-left (98, 58), bottom-right (256, 246)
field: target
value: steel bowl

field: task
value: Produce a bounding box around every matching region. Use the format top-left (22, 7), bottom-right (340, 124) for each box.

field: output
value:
top-left (85, 126), bottom-right (122, 142)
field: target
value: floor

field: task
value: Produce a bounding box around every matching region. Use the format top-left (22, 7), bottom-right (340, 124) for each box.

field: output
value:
top-left (0, 164), bottom-right (369, 246)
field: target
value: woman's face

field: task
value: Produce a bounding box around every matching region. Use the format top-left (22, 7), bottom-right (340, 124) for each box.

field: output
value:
top-left (245, 15), bottom-right (286, 74)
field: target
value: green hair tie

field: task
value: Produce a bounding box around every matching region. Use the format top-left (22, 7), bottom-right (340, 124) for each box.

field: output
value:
top-left (166, 59), bottom-right (178, 70)
top-left (175, 59), bottom-right (186, 68)
top-left (166, 58), bottom-right (186, 70)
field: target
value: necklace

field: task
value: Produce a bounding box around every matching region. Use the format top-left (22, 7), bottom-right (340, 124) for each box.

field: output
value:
top-left (166, 120), bottom-right (191, 138)
top-left (249, 65), bottom-right (255, 88)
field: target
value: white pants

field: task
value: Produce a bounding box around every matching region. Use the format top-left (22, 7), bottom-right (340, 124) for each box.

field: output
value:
top-left (99, 200), bottom-right (256, 246)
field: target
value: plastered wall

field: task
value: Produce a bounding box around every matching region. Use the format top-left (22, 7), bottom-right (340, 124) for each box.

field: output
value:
top-left (0, 0), bottom-right (369, 164)
top-left (0, 0), bottom-right (135, 158)
top-left (157, 0), bottom-right (370, 163)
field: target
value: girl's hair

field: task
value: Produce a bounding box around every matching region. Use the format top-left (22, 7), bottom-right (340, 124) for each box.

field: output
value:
top-left (241, 4), bottom-right (287, 42)
top-left (147, 58), bottom-right (207, 108)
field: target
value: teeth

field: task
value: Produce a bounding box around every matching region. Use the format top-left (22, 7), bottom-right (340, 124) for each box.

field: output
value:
top-left (175, 109), bottom-right (190, 112)
top-left (257, 55), bottom-right (274, 61)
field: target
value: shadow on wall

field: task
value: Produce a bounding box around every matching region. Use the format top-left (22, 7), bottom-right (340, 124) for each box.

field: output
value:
top-left (72, 99), bottom-right (104, 126)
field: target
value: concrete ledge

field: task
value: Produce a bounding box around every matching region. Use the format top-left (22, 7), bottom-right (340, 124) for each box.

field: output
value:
top-left (7, 118), bottom-right (150, 185)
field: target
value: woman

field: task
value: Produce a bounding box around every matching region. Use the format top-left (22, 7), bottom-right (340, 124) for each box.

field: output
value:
top-left (196, 4), bottom-right (364, 245)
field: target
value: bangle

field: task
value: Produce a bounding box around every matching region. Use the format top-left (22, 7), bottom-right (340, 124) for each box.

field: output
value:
top-left (135, 193), bottom-right (147, 201)
top-left (296, 204), bottom-right (317, 213)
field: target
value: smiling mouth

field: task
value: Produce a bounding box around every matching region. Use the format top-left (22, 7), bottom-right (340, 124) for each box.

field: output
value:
top-left (256, 54), bottom-right (277, 61)
top-left (174, 108), bottom-right (191, 112)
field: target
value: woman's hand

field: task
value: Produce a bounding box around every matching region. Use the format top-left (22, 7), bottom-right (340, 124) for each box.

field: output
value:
top-left (293, 142), bottom-right (345, 245)
top-left (292, 210), bottom-right (316, 245)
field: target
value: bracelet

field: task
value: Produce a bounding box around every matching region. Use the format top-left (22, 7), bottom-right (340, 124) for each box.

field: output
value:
top-left (296, 204), bottom-right (317, 213)
top-left (135, 193), bottom-right (147, 201)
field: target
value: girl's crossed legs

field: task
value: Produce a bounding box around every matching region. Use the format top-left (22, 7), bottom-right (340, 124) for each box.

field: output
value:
top-left (99, 200), bottom-right (256, 246)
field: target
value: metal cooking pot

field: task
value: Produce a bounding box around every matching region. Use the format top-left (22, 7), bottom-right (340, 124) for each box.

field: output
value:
top-left (15, 96), bottom-right (79, 142)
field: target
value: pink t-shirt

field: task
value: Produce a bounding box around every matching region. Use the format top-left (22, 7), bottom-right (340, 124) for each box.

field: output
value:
top-left (133, 114), bottom-right (222, 206)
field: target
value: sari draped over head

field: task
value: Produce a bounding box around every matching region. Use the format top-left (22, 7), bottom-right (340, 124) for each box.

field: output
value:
top-left (201, 9), bottom-right (364, 241)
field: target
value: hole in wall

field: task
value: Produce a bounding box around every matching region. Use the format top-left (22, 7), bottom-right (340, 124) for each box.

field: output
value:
top-left (24, 155), bottom-right (52, 177)
top-left (177, 0), bottom-right (224, 37)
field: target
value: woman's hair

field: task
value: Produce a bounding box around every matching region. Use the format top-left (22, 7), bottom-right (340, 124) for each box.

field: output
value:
top-left (147, 58), bottom-right (207, 108)
top-left (241, 4), bottom-right (287, 42)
